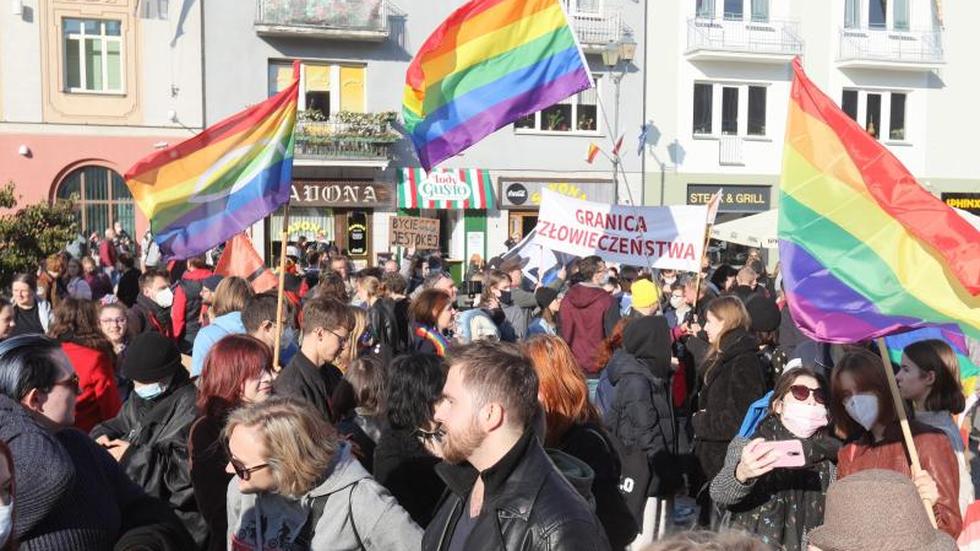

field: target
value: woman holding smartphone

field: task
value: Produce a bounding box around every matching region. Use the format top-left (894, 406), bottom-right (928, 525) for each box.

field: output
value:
top-left (710, 368), bottom-right (839, 551)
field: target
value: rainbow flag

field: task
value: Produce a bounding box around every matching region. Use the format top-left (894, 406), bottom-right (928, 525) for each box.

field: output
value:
top-left (403, 0), bottom-right (592, 170)
top-left (125, 64), bottom-right (300, 260)
top-left (779, 58), bottom-right (980, 344)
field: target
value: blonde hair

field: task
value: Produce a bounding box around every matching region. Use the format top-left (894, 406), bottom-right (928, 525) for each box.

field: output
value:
top-left (212, 276), bottom-right (254, 317)
top-left (704, 296), bottom-right (751, 374)
top-left (357, 275), bottom-right (387, 302)
top-left (336, 306), bottom-right (368, 372)
top-left (223, 396), bottom-right (338, 499)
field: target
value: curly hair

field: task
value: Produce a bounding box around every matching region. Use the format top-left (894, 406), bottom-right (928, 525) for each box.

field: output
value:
top-left (385, 353), bottom-right (447, 430)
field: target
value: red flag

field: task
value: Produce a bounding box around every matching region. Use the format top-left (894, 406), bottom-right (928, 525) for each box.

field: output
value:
top-left (611, 134), bottom-right (625, 156)
top-left (586, 143), bottom-right (600, 164)
top-left (214, 234), bottom-right (278, 293)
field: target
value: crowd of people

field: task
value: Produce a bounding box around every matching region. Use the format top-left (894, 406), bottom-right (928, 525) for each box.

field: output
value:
top-left (0, 230), bottom-right (977, 551)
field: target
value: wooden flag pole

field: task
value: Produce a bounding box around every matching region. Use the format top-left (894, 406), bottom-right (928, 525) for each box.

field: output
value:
top-left (272, 203), bottom-right (290, 371)
top-left (876, 337), bottom-right (938, 528)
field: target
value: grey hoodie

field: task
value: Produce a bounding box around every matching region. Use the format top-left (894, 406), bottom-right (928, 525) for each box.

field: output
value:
top-left (226, 442), bottom-right (422, 550)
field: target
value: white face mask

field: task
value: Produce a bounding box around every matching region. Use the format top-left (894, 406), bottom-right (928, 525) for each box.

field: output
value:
top-left (844, 393), bottom-right (879, 431)
top-left (663, 275), bottom-right (677, 285)
top-left (154, 287), bottom-right (174, 308)
top-left (0, 499), bottom-right (12, 547)
top-left (669, 296), bottom-right (685, 310)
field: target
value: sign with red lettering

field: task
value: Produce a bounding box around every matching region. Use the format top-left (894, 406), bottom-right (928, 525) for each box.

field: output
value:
top-left (533, 189), bottom-right (709, 271)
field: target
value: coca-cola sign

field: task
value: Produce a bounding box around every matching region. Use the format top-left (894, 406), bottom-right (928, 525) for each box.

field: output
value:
top-left (290, 180), bottom-right (393, 207)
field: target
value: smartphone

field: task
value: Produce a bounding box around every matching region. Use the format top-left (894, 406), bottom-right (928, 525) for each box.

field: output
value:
top-left (753, 439), bottom-right (805, 468)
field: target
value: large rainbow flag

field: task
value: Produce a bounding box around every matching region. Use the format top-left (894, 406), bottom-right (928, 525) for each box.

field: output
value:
top-left (125, 64), bottom-right (300, 260)
top-left (779, 58), bottom-right (980, 344)
top-left (403, 0), bottom-right (593, 170)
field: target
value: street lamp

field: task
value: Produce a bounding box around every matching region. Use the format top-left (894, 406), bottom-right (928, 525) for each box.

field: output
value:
top-left (603, 31), bottom-right (636, 205)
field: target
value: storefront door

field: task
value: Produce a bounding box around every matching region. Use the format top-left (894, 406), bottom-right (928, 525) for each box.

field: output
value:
top-left (508, 212), bottom-right (538, 240)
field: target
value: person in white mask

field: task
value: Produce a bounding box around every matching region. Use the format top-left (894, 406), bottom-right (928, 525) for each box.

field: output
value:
top-left (709, 368), bottom-right (839, 551)
top-left (830, 348), bottom-right (962, 539)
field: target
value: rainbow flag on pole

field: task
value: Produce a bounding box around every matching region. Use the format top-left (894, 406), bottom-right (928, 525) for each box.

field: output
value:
top-left (778, 58), bottom-right (980, 344)
top-left (403, 0), bottom-right (593, 170)
top-left (125, 63), bottom-right (300, 260)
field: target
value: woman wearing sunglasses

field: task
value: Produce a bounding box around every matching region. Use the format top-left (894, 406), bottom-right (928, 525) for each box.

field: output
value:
top-left (830, 348), bottom-right (961, 539)
top-left (709, 368), bottom-right (839, 551)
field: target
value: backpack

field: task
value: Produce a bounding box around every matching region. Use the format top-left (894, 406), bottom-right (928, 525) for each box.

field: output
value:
top-left (295, 481), bottom-right (363, 550)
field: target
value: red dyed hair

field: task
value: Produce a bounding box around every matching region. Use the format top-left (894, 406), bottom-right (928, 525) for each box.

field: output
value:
top-left (523, 335), bottom-right (600, 446)
top-left (593, 318), bottom-right (630, 372)
top-left (196, 334), bottom-right (272, 417)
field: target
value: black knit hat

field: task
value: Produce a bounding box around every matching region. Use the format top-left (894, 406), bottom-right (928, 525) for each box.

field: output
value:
top-left (122, 332), bottom-right (182, 383)
top-left (623, 315), bottom-right (671, 372)
top-left (746, 295), bottom-right (781, 332)
top-left (535, 287), bottom-right (559, 310)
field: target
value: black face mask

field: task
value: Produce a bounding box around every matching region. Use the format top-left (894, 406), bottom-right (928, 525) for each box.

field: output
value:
top-left (498, 290), bottom-right (513, 306)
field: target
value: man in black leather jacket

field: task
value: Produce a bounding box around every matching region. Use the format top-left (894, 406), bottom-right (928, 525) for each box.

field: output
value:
top-left (422, 341), bottom-right (610, 551)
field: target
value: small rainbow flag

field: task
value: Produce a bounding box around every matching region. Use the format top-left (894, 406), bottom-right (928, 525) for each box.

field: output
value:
top-left (403, 0), bottom-right (593, 170)
top-left (125, 63), bottom-right (300, 260)
top-left (779, 58), bottom-right (980, 344)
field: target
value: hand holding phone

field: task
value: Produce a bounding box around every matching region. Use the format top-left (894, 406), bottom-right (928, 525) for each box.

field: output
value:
top-left (755, 439), bottom-right (805, 468)
top-left (735, 438), bottom-right (805, 483)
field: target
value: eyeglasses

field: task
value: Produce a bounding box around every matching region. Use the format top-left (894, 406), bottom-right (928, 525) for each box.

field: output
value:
top-left (412, 426), bottom-right (445, 443)
top-left (52, 373), bottom-right (81, 395)
top-left (227, 455), bottom-right (270, 481)
top-left (789, 384), bottom-right (827, 404)
top-left (100, 317), bottom-right (127, 325)
top-left (325, 328), bottom-right (348, 346)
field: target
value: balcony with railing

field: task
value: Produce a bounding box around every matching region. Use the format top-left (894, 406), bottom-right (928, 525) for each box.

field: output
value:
top-left (838, 27), bottom-right (944, 70)
top-left (294, 112), bottom-right (399, 168)
top-left (567, 10), bottom-right (627, 53)
top-left (255, 0), bottom-right (393, 41)
top-left (686, 17), bottom-right (804, 63)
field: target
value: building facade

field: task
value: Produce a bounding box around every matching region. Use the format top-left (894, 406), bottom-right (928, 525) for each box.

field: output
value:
top-left (643, 0), bottom-right (978, 228)
top-left (202, 0), bottom-right (646, 269)
top-left (0, 0), bottom-right (203, 240)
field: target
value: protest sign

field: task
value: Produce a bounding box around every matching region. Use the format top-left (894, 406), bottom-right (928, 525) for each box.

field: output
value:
top-left (389, 216), bottom-right (440, 248)
top-left (533, 188), bottom-right (708, 272)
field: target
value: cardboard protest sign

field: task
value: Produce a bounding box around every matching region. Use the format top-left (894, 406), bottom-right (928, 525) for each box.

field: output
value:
top-left (389, 216), bottom-right (440, 249)
top-left (533, 188), bottom-right (708, 272)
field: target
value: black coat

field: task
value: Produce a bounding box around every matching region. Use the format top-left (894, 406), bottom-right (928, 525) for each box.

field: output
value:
top-left (90, 369), bottom-right (206, 548)
top-left (272, 350), bottom-right (341, 421)
top-left (692, 328), bottom-right (768, 482)
top-left (188, 413), bottom-right (232, 551)
top-left (373, 426), bottom-right (445, 527)
top-left (602, 348), bottom-right (682, 497)
top-left (422, 430), bottom-right (610, 551)
top-left (367, 298), bottom-right (399, 353)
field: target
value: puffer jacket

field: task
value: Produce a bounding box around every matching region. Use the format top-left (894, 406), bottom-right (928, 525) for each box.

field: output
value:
top-left (422, 429), bottom-right (610, 551)
top-left (837, 421), bottom-right (962, 539)
top-left (692, 328), bottom-right (768, 482)
top-left (601, 348), bottom-right (680, 497)
top-left (89, 368), bottom-right (206, 547)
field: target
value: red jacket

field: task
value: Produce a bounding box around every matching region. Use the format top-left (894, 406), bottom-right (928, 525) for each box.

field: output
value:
top-left (61, 342), bottom-right (122, 432)
top-left (838, 421), bottom-right (962, 539)
top-left (559, 283), bottom-right (614, 375)
top-left (171, 267), bottom-right (212, 343)
top-left (98, 239), bottom-right (117, 269)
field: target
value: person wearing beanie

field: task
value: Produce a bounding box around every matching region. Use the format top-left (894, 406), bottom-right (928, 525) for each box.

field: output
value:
top-left (808, 469), bottom-right (957, 551)
top-left (628, 279), bottom-right (661, 318)
top-left (90, 332), bottom-right (207, 546)
top-left (527, 287), bottom-right (561, 337)
top-left (745, 294), bottom-right (787, 385)
top-left (597, 316), bottom-right (681, 539)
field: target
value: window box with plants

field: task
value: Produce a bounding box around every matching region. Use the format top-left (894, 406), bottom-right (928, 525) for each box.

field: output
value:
top-left (295, 111), bottom-right (400, 160)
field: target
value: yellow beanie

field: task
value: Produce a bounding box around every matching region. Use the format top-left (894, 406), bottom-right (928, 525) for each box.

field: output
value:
top-left (631, 279), bottom-right (660, 309)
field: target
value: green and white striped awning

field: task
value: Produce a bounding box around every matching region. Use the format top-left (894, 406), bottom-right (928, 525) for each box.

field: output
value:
top-left (397, 168), bottom-right (494, 210)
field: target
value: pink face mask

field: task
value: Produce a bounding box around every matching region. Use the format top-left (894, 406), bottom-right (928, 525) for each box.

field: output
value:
top-left (779, 401), bottom-right (828, 438)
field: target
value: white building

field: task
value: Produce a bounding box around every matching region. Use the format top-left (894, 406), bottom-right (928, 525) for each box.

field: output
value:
top-left (643, 0), bottom-right (978, 228)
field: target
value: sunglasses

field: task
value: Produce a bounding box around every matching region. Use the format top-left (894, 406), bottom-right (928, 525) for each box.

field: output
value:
top-left (789, 384), bottom-right (827, 404)
top-left (227, 453), bottom-right (269, 481)
top-left (52, 373), bottom-right (81, 395)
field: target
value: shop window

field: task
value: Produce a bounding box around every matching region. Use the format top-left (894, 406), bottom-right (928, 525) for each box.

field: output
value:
top-left (514, 76), bottom-right (601, 134)
top-left (64, 18), bottom-right (124, 93)
top-left (56, 166), bottom-right (134, 238)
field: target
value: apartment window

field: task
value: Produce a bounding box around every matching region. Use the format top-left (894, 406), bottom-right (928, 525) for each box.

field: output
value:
top-left (894, 0), bottom-right (909, 31)
top-left (56, 166), bottom-right (134, 238)
top-left (566, 0), bottom-right (602, 15)
top-left (747, 86), bottom-right (767, 136)
top-left (693, 83), bottom-right (713, 135)
top-left (723, 0), bottom-right (742, 20)
top-left (844, 0), bottom-right (860, 29)
top-left (865, 93), bottom-right (881, 138)
top-left (268, 61), bottom-right (366, 116)
top-left (869, 0), bottom-right (887, 29)
top-left (750, 0), bottom-right (769, 23)
top-left (721, 87), bottom-right (739, 135)
top-left (842, 90), bottom-right (859, 120)
top-left (64, 18), bottom-right (124, 93)
top-left (514, 77), bottom-right (601, 133)
top-left (889, 92), bottom-right (906, 140)
top-left (696, 0), bottom-right (715, 18)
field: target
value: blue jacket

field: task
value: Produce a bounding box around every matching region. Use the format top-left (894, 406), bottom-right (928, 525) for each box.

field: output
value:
top-left (191, 312), bottom-right (246, 377)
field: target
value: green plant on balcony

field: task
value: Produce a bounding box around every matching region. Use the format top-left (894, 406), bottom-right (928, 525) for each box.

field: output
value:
top-left (261, 0), bottom-right (383, 28)
top-left (295, 111), bottom-right (399, 159)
